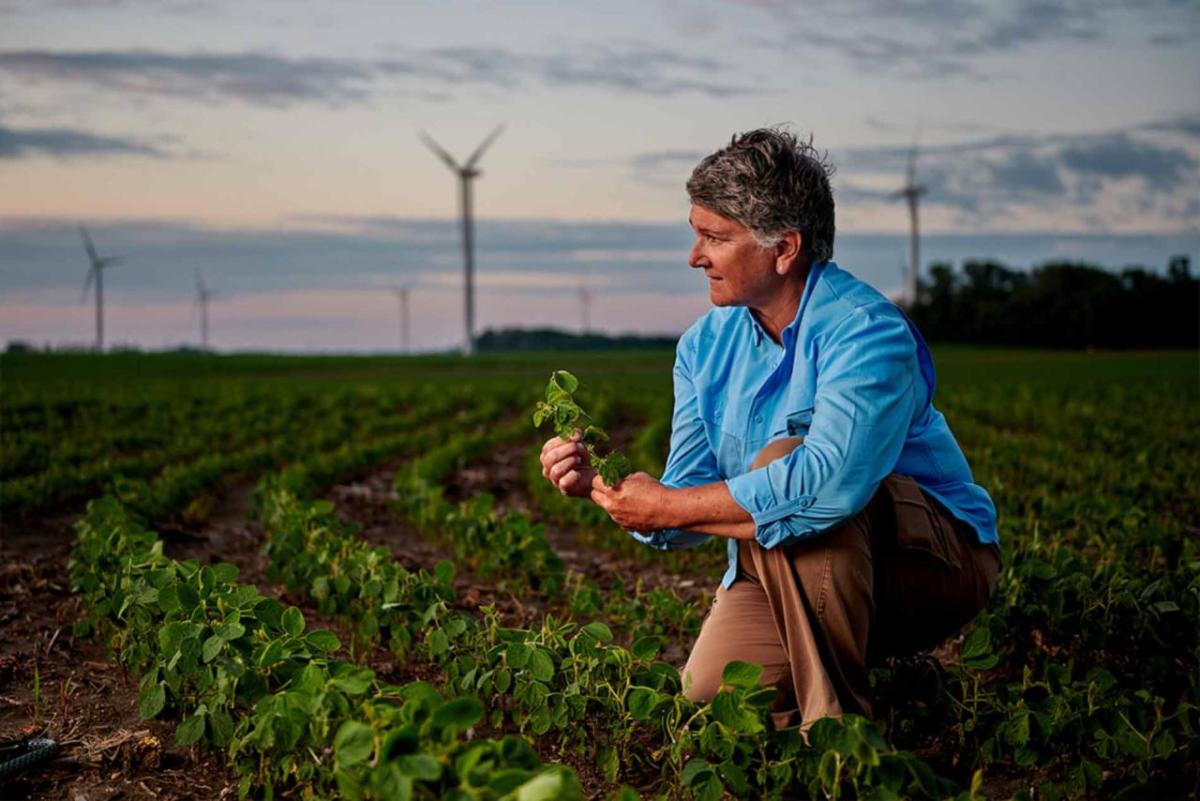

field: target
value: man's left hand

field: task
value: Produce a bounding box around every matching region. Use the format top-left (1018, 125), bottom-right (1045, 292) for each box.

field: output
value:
top-left (590, 471), bottom-right (675, 531)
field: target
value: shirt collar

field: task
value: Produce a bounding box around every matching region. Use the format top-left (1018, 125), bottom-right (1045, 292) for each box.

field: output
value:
top-left (742, 260), bottom-right (827, 349)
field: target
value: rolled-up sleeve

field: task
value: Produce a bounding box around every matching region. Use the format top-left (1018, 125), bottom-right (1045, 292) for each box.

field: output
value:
top-left (630, 333), bottom-right (718, 550)
top-left (725, 309), bottom-right (918, 549)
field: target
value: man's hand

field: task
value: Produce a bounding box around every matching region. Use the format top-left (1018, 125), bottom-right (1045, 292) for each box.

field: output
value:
top-left (590, 471), bottom-right (675, 531)
top-left (540, 432), bottom-right (596, 498)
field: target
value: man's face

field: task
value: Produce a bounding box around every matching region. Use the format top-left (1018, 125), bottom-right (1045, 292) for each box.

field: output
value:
top-left (687, 204), bottom-right (779, 308)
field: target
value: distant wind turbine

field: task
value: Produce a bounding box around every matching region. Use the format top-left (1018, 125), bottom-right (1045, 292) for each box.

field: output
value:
top-left (79, 225), bottom-right (123, 352)
top-left (195, 271), bottom-right (216, 350)
top-left (392, 283), bottom-right (413, 353)
top-left (420, 124), bottom-right (504, 356)
top-left (891, 137), bottom-right (926, 309)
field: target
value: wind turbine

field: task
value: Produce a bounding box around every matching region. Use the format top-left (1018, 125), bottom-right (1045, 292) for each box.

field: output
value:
top-left (891, 138), bottom-right (926, 309)
top-left (79, 225), bottom-right (122, 352)
top-left (195, 271), bottom-right (216, 350)
top-left (392, 283), bottom-right (413, 353)
top-left (419, 124), bottom-right (504, 356)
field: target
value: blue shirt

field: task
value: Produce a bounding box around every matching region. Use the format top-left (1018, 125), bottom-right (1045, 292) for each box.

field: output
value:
top-left (632, 260), bottom-right (999, 588)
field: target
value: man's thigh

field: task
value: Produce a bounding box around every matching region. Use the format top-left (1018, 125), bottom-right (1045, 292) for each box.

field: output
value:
top-left (681, 578), bottom-right (790, 703)
top-left (870, 474), bottom-right (999, 659)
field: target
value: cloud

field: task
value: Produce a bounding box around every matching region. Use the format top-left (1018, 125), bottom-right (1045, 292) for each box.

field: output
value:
top-left (740, 0), bottom-right (1194, 78)
top-left (0, 122), bottom-right (169, 158)
top-left (630, 113), bottom-right (1200, 229)
top-left (1139, 112), bottom-right (1200, 140)
top-left (0, 49), bottom-right (375, 107)
top-left (0, 44), bottom-right (753, 110)
top-left (1059, 133), bottom-right (1196, 191)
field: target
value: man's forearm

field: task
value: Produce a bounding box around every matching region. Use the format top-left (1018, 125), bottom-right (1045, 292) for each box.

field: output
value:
top-left (666, 482), bottom-right (757, 541)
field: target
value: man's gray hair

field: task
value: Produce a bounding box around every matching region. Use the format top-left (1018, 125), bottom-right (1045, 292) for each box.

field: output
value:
top-left (687, 128), bottom-right (836, 264)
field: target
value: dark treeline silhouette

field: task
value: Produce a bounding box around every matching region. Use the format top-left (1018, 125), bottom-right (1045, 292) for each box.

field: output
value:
top-left (908, 255), bottom-right (1198, 349)
top-left (476, 327), bottom-right (677, 351)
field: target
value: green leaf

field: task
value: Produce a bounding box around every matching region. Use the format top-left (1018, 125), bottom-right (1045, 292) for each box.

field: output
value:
top-left (157, 584), bottom-right (180, 614)
top-left (139, 682), bottom-right (166, 720)
top-left (334, 721), bottom-right (375, 767)
top-left (513, 767), bottom-right (580, 801)
top-left (305, 629), bottom-right (341, 653)
top-left (175, 713), bottom-right (206, 746)
top-left (427, 628), bottom-right (449, 658)
top-left (434, 560), bottom-right (456, 584)
top-left (432, 696), bottom-right (484, 733)
top-left (961, 626), bottom-right (998, 670)
top-left (395, 753), bottom-right (441, 781)
top-left (210, 563), bottom-right (239, 584)
top-left (551, 370), bottom-right (579, 394)
top-left (202, 633), bottom-right (223, 663)
top-left (529, 648), bottom-right (555, 683)
top-left (680, 758), bottom-right (713, 786)
top-left (720, 660), bottom-right (763, 689)
top-left (580, 621), bottom-right (613, 643)
top-left (331, 665), bottom-right (375, 695)
top-left (507, 642), bottom-right (531, 669)
top-left (175, 581), bottom-right (200, 611)
top-left (216, 620), bottom-right (245, 641)
top-left (627, 687), bottom-right (660, 722)
top-left (258, 639), bottom-right (284, 668)
top-left (282, 606), bottom-right (305, 637)
top-left (631, 636), bottom-right (662, 661)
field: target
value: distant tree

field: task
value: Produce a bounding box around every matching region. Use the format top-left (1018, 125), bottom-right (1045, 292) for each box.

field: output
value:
top-left (908, 255), bottom-right (1198, 349)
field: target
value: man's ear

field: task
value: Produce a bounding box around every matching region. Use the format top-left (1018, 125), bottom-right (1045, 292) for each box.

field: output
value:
top-left (775, 231), bottom-right (803, 275)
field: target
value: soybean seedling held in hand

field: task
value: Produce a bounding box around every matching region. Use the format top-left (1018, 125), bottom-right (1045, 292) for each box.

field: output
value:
top-left (533, 370), bottom-right (632, 488)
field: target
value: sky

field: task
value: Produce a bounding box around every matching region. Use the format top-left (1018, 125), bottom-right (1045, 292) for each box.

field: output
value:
top-left (0, 0), bottom-right (1197, 352)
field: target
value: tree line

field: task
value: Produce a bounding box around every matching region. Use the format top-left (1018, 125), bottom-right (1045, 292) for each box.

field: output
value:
top-left (907, 255), bottom-right (1198, 349)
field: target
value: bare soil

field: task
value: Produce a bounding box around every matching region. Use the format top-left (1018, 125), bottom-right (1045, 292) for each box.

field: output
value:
top-left (1, 506), bottom-right (237, 800)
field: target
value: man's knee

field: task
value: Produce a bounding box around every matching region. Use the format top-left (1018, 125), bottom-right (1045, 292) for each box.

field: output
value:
top-left (680, 663), bottom-right (723, 704)
top-left (751, 436), bottom-right (805, 471)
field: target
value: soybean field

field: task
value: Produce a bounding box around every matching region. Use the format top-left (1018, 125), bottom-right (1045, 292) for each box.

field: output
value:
top-left (0, 348), bottom-right (1196, 800)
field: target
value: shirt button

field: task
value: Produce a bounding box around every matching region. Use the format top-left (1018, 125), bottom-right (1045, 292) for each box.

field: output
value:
top-left (754, 414), bottom-right (763, 424)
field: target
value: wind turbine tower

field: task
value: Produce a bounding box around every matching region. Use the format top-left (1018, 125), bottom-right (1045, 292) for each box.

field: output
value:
top-left (891, 145), bottom-right (926, 309)
top-left (195, 272), bottom-right (216, 350)
top-left (420, 125), bottom-right (504, 356)
top-left (393, 283), bottom-right (413, 353)
top-left (79, 225), bottom-right (122, 352)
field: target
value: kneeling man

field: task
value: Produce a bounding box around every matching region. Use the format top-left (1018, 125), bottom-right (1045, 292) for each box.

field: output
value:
top-left (540, 128), bottom-right (1000, 727)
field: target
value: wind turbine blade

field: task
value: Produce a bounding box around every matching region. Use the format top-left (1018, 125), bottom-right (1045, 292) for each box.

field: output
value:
top-left (101, 256), bottom-right (125, 269)
top-left (419, 131), bottom-right (460, 171)
top-left (79, 225), bottom-right (99, 265)
top-left (81, 266), bottom-right (95, 301)
top-left (463, 124), bottom-right (504, 171)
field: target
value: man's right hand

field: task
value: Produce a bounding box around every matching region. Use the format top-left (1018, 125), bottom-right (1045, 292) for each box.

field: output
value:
top-left (540, 432), bottom-right (595, 498)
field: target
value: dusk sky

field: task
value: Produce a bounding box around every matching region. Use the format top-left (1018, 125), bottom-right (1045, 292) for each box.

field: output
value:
top-left (1, 0), bottom-right (1197, 352)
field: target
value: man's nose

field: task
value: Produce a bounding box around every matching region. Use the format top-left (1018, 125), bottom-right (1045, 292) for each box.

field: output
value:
top-left (688, 242), bottom-right (706, 268)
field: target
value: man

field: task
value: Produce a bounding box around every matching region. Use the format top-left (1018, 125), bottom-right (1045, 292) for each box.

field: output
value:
top-left (539, 128), bottom-right (999, 727)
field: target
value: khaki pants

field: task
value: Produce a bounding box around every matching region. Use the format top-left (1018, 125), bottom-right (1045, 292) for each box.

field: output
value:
top-left (681, 463), bottom-right (1000, 727)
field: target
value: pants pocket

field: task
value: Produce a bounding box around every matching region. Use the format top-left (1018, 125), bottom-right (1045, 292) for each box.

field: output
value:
top-left (883, 475), bottom-right (962, 571)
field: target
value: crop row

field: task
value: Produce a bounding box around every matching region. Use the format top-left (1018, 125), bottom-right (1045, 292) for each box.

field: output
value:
top-left (2, 384), bottom-right (430, 517)
top-left (64, 388), bottom-right (586, 800)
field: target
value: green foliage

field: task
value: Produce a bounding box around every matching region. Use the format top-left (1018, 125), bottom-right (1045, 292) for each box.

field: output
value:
top-left (24, 350), bottom-right (1200, 797)
top-left (533, 370), bottom-right (633, 487)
